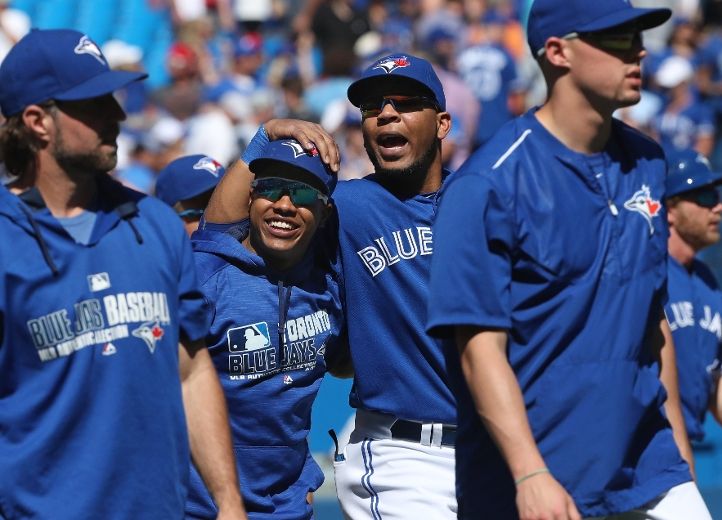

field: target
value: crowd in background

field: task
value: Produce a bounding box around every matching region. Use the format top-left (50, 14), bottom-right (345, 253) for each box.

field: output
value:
top-left (4, 0), bottom-right (722, 195)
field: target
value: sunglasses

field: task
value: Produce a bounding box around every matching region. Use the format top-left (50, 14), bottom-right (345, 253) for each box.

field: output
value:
top-left (561, 29), bottom-right (643, 54)
top-left (177, 208), bottom-right (204, 220)
top-left (251, 177), bottom-right (329, 206)
top-left (359, 95), bottom-right (439, 118)
top-left (681, 186), bottom-right (722, 208)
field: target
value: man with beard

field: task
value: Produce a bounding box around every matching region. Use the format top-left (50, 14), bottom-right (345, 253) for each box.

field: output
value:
top-left (0, 29), bottom-right (246, 519)
top-left (204, 54), bottom-right (457, 518)
top-left (664, 149), bottom-right (722, 452)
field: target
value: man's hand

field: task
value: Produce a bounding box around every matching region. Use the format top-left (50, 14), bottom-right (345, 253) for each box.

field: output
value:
top-left (264, 119), bottom-right (340, 172)
top-left (516, 472), bottom-right (581, 520)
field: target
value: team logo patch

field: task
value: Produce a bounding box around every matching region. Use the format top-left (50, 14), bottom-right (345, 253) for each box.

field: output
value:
top-left (228, 322), bottom-right (271, 352)
top-left (624, 184), bottom-right (661, 233)
top-left (373, 56), bottom-right (411, 74)
top-left (282, 141), bottom-right (319, 159)
top-left (88, 272), bottom-right (111, 292)
top-left (132, 320), bottom-right (165, 353)
top-left (193, 156), bottom-right (223, 177)
top-left (102, 342), bottom-right (117, 356)
top-left (74, 35), bottom-right (106, 65)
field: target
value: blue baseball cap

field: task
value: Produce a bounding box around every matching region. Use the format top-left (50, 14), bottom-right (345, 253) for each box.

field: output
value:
top-left (665, 149), bottom-right (722, 199)
top-left (249, 140), bottom-right (337, 196)
top-left (155, 155), bottom-right (225, 207)
top-left (527, 0), bottom-right (671, 57)
top-left (347, 53), bottom-right (446, 111)
top-left (0, 29), bottom-right (147, 117)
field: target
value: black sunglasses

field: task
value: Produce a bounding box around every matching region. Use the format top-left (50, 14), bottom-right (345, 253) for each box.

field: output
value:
top-left (681, 186), bottom-right (722, 208)
top-left (554, 29), bottom-right (643, 56)
top-left (359, 95), bottom-right (439, 118)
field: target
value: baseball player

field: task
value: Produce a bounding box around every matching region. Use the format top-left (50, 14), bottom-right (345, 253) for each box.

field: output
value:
top-left (203, 54), bottom-right (458, 519)
top-left (188, 138), bottom-right (349, 519)
top-left (155, 154), bottom-right (226, 235)
top-left (0, 29), bottom-right (245, 518)
top-left (664, 149), bottom-right (722, 445)
top-left (427, 1), bottom-right (712, 519)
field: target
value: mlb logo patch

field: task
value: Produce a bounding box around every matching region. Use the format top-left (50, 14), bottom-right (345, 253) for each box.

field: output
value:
top-left (227, 322), bottom-right (272, 352)
top-left (88, 273), bottom-right (111, 292)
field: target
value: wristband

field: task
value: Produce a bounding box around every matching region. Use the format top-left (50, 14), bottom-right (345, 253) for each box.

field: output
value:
top-left (514, 467), bottom-right (550, 486)
top-left (241, 125), bottom-right (270, 164)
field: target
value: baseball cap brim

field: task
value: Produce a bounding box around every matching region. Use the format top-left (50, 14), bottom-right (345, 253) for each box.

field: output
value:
top-left (667, 171), bottom-right (722, 198)
top-left (576, 7), bottom-right (671, 33)
top-left (54, 69), bottom-right (148, 102)
top-left (250, 158), bottom-right (333, 196)
top-left (348, 75), bottom-right (438, 108)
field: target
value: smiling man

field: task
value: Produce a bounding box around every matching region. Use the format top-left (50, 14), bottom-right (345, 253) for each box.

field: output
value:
top-left (189, 139), bottom-right (349, 519)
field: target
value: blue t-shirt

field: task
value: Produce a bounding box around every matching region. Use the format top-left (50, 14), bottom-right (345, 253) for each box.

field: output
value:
top-left (666, 256), bottom-right (722, 442)
top-left (330, 175), bottom-right (456, 424)
top-left (653, 97), bottom-right (715, 152)
top-left (0, 177), bottom-right (209, 519)
top-left (426, 109), bottom-right (691, 517)
top-left (457, 43), bottom-right (520, 147)
top-left (188, 226), bottom-right (345, 519)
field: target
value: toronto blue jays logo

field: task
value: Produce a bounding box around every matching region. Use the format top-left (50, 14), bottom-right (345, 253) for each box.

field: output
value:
top-left (282, 141), bottom-right (319, 159)
top-left (193, 156), bottom-right (223, 177)
top-left (623, 184), bottom-right (661, 233)
top-left (132, 320), bottom-right (165, 353)
top-left (74, 35), bottom-right (106, 65)
top-left (373, 56), bottom-right (411, 74)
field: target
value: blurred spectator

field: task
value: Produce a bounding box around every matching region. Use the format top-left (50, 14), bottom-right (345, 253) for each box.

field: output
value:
top-left (653, 56), bottom-right (715, 157)
top-left (311, 0), bottom-right (370, 65)
top-left (457, 9), bottom-right (525, 150)
top-left (0, 0), bottom-right (29, 63)
top-left (115, 116), bottom-right (186, 194)
top-left (304, 48), bottom-right (356, 120)
top-left (153, 42), bottom-right (204, 120)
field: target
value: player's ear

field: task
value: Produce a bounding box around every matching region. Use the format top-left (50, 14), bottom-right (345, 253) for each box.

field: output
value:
top-left (436, 112), bottom-right (451, 140)
top-left (22, 104), bottom-right (54, 144)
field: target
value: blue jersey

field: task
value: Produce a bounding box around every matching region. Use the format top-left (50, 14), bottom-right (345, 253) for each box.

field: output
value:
top-left (666, 257), bottom-right (722, 442)
top-left (0, 176), bottom-right (209, 519)
top-left (189, 227), bottom-right (345, 519)
top-left (330, 176), bottom-right (456, 424)
top-left (457, 43), bottom-right (520, 147)
top-left (427, 110), bottom-right (691, 517)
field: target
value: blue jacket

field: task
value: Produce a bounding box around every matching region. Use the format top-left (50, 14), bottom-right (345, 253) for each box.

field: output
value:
top-left (666, 256), bottom-right (722, 441)
top-left (189, 226), bottom-right (345, 519)
top-left (427, 110), bottom-right (691, 517)
top-left (0, 176), bottom-right (209, 519)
